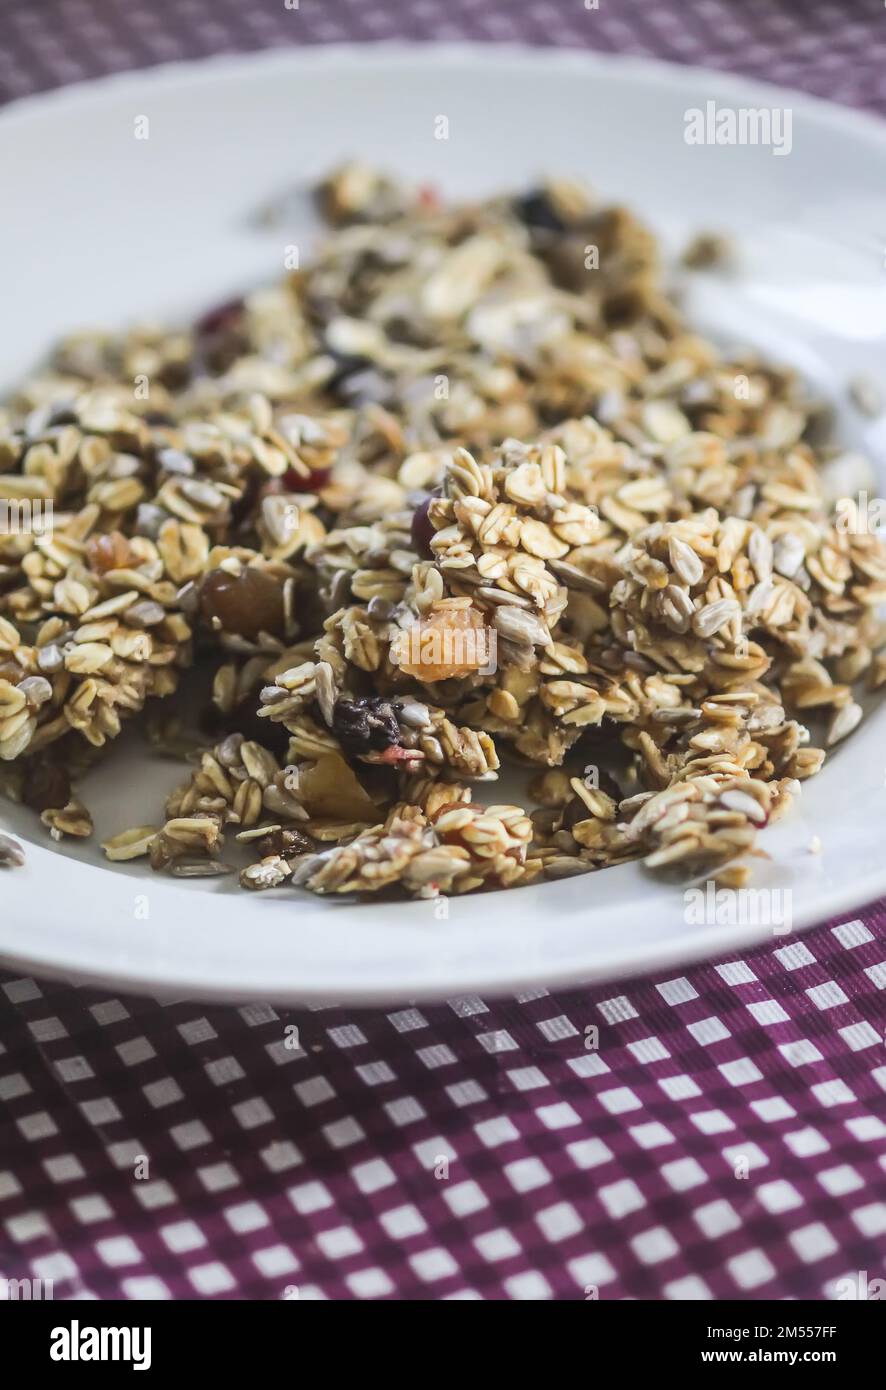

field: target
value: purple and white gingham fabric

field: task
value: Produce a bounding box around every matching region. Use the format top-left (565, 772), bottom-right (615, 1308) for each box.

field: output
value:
top-left (2, 914), bottom-right (886, 1300)
top-left (1, 0), bottom-right (886, 1301)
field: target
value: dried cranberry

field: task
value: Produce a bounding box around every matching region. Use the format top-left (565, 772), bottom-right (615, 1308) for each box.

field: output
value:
top-left (332, 696), bottom-right (401, 756)
top-left (23, 763), bottom-right (71, 813)
top-left (372, 744), bottom-right (422, 766)
top-left (410, 496), bottom-right (436, 558)
top-left (195, 297), bottom-right (244, 338)
top-left (199, 567), bottom-right (285, 640)
top-left (283, 466), bottom-right (332, 494)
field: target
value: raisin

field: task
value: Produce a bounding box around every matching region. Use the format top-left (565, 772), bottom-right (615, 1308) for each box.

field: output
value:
top-left (410, 496), bottom-right (436, 558)
top-left (199, 567), bottom-right (285, 640)
top-left (193, 298), bottom-right (248, 373)
top-left (254, 827), bottom-right (313, 859)
top-left (332, 696), bottom-right (401, 756)
top-left (86, 531), bottom-right (133, 575)
top-left (23, 763), bottom-right (71, 813)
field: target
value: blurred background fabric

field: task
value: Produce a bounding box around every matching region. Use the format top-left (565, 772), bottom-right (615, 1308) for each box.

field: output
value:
top-left (1, 0), bottom-right (886, 114)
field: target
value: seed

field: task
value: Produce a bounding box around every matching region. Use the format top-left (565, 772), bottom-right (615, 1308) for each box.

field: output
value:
top-left (17, 676), bottom-right (53, 708)
top-left (773, 534), bottom-right (804, 578)
top-left (124, 599), bottom-right (166, 627)
top-left (156, 447), bottom-right (195, 477)
top-left (36, 644), bottom-right (64, 674)
top-left (171, 860), bottom-right (234, 878)
top-left (65, 642), bottom-right (114, 674)
top-left (668, 535), bottom-right (704, 586)
top-left (261, 494), bottom-right (301, 547)
top-left (0, 832), bottom-right (25, 867)
top-left (692, 599), bottom-right (741, 639)
top-left (0, 680), bottom-right (25, 718)
top-left (748, 528), bottom-right (773, 582)
top-left (101, 826), bottom-right (158, 861)
top-left (827, 700), bottom-right (862, 746)
top-left (660, 585), bottom-right (694, 634)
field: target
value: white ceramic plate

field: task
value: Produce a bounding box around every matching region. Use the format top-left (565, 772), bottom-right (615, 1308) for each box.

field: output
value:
top-left (2, 44), bottom-right (885, 1003)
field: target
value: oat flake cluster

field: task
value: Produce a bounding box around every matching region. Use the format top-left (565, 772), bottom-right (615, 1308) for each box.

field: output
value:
top-left (1, 166), bottom-right (885, 898)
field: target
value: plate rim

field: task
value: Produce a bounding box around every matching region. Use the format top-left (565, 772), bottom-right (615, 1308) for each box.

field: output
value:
top-left (3, 38), bottom-right (886, 150)
top-left (0, 868), bottom-right (882, 1006)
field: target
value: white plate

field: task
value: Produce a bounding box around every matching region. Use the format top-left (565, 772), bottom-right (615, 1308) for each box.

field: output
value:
top-left (2, 44), bottom-right (885, 1003)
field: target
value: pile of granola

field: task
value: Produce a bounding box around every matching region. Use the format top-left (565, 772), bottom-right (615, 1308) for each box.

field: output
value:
top-left (1, 166), bottom-right (884, 898)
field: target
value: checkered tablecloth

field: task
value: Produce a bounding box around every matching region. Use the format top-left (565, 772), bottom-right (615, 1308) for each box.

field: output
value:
top-left (2, 0), bottom-right (886, 1301)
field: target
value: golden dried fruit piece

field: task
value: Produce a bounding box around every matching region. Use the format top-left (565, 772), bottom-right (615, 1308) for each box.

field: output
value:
top-left (397, 601), bottom-right (492, 681)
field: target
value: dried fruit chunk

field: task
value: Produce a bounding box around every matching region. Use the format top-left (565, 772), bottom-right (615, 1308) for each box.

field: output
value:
top-left (283, 465), bottom-right (331, 494)
top-left (332, 697), bottom-right (401, 756)
top-left (396, 601), bottom-right (492, 681)
top-left (199, 567), bottom-right (285, 639)
top-left (22, 763), bottom-right (72, 814)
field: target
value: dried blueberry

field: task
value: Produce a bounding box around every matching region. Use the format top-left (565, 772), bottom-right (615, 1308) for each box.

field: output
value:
top-left (513, 189), bottom-right (566, 235)
top-left (332, 696), bottom-right (401, 756)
